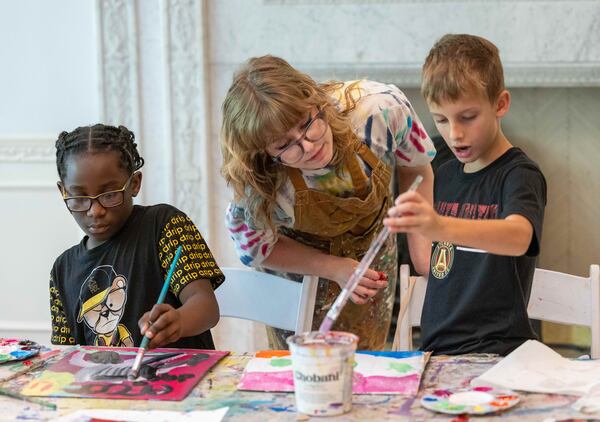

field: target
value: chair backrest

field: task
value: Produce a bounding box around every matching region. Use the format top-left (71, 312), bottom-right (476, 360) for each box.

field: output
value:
top-left (393, 264), bottom-right (428, 351)
top-left (216, 267), bottom-right (319, 334)
top-left (528, 265), bottom-right (600, 357)
top-left (392, 264), bottom-right (600, 358)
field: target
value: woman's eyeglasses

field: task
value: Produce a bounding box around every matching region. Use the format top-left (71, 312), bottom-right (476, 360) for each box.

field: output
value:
top-left (272, 110), bottom-right (327, 165)
top-left (62, 173), bottom-right (136, 212)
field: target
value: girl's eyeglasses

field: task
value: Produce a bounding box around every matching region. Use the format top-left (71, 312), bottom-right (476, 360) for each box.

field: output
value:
top-left (62, 173), bottom-right (137, 212)
top-left (272, 110), bottom-right (327, 165)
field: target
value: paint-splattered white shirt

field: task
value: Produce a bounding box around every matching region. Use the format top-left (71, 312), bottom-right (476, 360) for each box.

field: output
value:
top-left (226, 80), bottom-right (436, 266)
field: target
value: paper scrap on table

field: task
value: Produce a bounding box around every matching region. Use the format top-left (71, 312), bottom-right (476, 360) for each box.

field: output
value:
top-left (49, 407), bottom-right (229, 422)
top-left (571, 382), bottom-right (600, 415)
top-left (471, 340), bottom-right (600, 396)
top-left (238, 350), bottom-right (429, 395)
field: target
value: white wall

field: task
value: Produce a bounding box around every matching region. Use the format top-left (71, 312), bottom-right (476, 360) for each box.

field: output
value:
top-left (0, 1), bottom-right (99, 133)
top-left (0, 0), bottom-right (99, 343)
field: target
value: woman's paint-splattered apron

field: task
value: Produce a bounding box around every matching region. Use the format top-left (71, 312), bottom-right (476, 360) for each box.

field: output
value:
top-left (266, 142), bottom-right (397, 350)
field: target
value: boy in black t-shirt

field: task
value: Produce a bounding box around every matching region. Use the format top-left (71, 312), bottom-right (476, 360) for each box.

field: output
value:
top-left (50, 124), bottom-right (224, 349)
top-left (384, 34), bottom-right (547, 355)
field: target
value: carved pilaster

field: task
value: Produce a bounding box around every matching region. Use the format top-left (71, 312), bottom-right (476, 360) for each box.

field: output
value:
top-left (164, 0), bottom-right (212, 235)
top-left (98, 0), bottom-right (140, 130)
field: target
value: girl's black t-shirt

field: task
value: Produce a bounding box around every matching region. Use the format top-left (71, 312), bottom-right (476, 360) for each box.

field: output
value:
top-left (50, 204), bottom-right (224, 349)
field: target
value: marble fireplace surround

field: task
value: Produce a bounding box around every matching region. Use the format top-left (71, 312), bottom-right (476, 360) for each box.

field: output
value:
top-left (44, 0), bottom-right (600, 350)
top-left (92, 0), bottom-right (600, 246)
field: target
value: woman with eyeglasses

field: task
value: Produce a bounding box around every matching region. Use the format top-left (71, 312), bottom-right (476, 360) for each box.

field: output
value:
top-left (50, 124), bottom-right (224, 350)
top-left (220, 55), bottom-right (436, 350)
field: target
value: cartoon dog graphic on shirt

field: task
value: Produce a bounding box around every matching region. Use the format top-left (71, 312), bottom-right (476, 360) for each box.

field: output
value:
top-left (77, 265), bottom-right (133, 347)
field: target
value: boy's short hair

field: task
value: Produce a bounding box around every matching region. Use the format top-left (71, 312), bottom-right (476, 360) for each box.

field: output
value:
top-left (422, 34), bottom-right (505, 105)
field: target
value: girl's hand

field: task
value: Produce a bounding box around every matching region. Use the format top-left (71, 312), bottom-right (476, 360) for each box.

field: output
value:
top-left (331, 257), bottom-right (388, 305)
top-left (138, 303), bottom-right (183, 349)
top-left (383, 190), bottom-right (441, 237)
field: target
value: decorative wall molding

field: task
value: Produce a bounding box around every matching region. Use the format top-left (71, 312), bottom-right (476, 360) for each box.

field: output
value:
top-left (0, 137), bottom-right (55, 163)
top-left (301, 64), bottom-right (422, 87)
top-left (505, 63), bottom-right (600, 88)
top-left (0, 183), bottom-right (57, 190)
top-left (0, 321), bottom-right (51, 345)
top-left (163, 0), bottom-right (213, 236)
top-left (302, 62), bottom-right (600, 88)
top-left (97, 0), bottom-right (140, 131)
top-left (97, 0), bottom-right (213, 236)
top-left (0, 321), bottom-right (50, 332)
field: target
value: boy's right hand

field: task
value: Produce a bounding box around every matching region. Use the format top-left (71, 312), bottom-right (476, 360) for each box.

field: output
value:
top-left (330, 257), bottom-right (388, 305)
top-left (383, 190), bottom-right (441, 237)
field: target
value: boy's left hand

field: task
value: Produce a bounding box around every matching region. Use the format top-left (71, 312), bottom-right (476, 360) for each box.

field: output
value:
top-left (383, 190), bottom-right (441, 237)
top-left (138, 304), bottom-right (183, 349)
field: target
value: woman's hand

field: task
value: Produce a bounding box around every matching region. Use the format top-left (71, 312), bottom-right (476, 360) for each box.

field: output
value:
top-left (138, 304), bottom-right (183, 349)
top-left (261, 236), bottom-right (388, 304)
top-left (330, 257), bottom-right (388, 305)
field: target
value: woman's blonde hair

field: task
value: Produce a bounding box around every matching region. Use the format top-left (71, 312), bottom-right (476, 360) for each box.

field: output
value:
top-left (220, 55), bottom-right (362, 230)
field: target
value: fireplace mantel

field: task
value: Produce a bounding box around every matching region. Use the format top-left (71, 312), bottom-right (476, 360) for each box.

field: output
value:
top-left (302, 62), bottom-right (600, 88)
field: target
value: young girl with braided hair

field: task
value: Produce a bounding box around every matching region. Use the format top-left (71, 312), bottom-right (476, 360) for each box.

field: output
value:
top-left (50, 124), bottom-right (224, 349)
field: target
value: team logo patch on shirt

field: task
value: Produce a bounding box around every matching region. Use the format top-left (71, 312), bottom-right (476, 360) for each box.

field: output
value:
top-left (431, 242), bottom-right (454, 279)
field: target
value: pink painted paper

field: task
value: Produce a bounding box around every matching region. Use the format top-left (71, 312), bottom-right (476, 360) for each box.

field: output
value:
top-left (21, 346), bottom-right (228, 401)
top-left (239, 370), bottom-right (295, 392)
top-left (238, 350), bottom-right (428, 395)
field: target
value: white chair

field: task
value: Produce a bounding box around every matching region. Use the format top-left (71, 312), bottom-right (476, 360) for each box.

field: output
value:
top-left (528, 265), bottom-right (600, 358)
top-left (392, 264), bottom-right (428, 351)
top-left (392, 264), bottom-right (600, 358)
top-left (216, 267), bottom-right (319, 334)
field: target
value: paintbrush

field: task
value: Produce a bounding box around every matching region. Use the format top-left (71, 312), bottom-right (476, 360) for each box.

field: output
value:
top-left (129, 245), bottom-right (183, 379)
top-left (0, 387), bottom-right (56, 410)
top-left (319, 175), bottom-right (424, 333)
top-left (0, 357), bottom-right (46, 384)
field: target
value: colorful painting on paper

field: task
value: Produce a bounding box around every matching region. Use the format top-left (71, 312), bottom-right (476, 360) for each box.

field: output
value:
top-left (238, 350), bottom-right (428, 395)
top-left (0, 338), bottom-right (41, 364)
top-left (21, 346), bottom-right (228, 401)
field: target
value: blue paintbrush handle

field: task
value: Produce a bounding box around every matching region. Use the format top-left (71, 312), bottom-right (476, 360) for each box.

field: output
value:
top-left (130, 245), bottom-right (183, 379)
top-left (139, 335), bottom-right (150, 349)
top-left (141, 245), bottom-right (183, 347)
top-left (157, 245), bottom-right (183, 305)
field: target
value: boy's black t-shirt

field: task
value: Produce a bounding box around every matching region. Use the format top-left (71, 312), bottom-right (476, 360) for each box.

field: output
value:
top-left (50, 204), bottom-right (224, 349)
top-left (420, 148), bottom-right (547, 356)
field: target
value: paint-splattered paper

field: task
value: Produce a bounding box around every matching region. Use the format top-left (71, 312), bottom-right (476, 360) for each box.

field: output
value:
top-left (238, 350), bottom-right (429, 395)
top-left (21, 346), bottom-right (228, 401)
top-left (0, 348), bottom-right (61, 383)
top-left (471, 340), bottom-right (600, 395)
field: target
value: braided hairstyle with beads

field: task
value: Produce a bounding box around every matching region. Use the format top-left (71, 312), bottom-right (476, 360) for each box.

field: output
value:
top-left (55, 124), bottom-right (144, 181)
